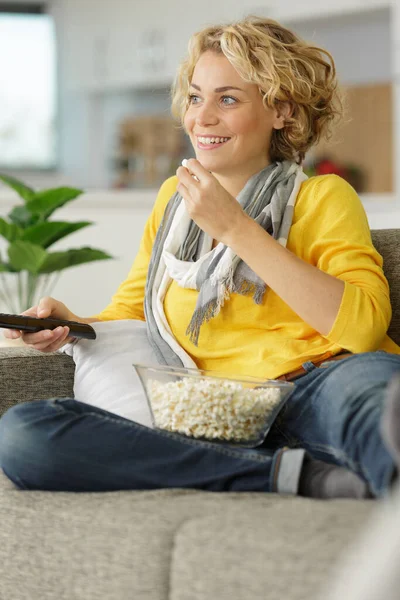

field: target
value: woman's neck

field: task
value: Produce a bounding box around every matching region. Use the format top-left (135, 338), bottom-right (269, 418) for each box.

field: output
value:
top-left (212, 175), bottom-right (243, 198)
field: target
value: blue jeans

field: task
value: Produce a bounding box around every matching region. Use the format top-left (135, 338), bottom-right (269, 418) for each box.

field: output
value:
top-left (0, 351), bottom-right (398, 497)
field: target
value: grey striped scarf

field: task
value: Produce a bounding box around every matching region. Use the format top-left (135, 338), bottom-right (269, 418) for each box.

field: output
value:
top-left (144, 160), bottom-right (307, 367)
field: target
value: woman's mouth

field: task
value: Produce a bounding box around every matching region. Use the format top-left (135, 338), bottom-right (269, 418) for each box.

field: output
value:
top-left (196, 136), bottom-right (231, 150)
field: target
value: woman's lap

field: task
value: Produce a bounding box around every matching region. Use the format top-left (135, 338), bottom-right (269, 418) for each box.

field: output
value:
top-left (0, 350), bottom-right (399, 495)
top-left (0, 397), bottom-right (283, 493)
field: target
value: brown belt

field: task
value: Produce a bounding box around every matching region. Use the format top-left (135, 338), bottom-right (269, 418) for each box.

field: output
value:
top-left (276, 351), bottom-right (353, 382)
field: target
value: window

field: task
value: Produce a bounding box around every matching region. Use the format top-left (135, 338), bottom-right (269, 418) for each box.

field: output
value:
top-left (0, 3), bottom-right (57, 170)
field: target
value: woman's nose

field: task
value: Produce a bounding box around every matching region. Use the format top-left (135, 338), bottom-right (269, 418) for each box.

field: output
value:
top-left (195, 102), bottom-right (219, 126)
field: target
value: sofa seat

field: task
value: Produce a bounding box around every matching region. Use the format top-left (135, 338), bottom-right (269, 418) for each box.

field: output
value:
top-left (0, 469), bottom-right (374, 600)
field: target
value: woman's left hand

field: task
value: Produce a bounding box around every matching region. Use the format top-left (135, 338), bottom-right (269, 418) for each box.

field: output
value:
top-left (176, 159), bottom-right (247, 246)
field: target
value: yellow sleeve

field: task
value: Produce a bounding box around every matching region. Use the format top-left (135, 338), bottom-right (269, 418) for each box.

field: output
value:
top-left (93, 176), bottom-right (178, 321)
top-left (299, 175), bottom-right (392, 353)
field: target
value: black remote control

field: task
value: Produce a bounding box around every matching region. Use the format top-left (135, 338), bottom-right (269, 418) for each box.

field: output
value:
top-left (0, 313), bottom-right (96, 340)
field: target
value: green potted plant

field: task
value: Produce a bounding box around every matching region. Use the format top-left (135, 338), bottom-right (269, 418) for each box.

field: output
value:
top-left (0, 173), bottom-right (112, 313)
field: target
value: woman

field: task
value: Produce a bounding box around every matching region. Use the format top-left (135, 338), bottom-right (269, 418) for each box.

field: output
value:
top-left (1, 17), bottom-right (400, 498)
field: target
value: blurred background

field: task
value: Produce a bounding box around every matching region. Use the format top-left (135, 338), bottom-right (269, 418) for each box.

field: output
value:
top-left (0, 0), bottom-right (399, 315)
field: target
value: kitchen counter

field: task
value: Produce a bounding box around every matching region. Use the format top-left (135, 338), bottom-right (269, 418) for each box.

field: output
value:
top-left (0, 187), bottom-right (398, 209)
top-left (0, 188), bottom-right (159, 209)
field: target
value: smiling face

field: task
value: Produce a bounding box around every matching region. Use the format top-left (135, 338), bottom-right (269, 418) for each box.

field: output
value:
top-left (183, 50), bottom-right (285, 194)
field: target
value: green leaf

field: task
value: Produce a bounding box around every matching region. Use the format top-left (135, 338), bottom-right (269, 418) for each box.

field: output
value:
top-left (27, 187), bottom-right (84, 221)
top-left (39, 247), bottom-right (113, 274)
top-left (0, 217), bottom-right (23, 242)
top-left (0, 251), bottom-right (14, 273)
top-left (8, 241), bottom-right (47, 274)
top-left (8, 205), bottom-right (40, 229)
top-left (0, 260), bottom-right (11, 272)
top-left (0, 173), bottom-right (35, 202)
top-left (21, 221), bottom-right (93, 249)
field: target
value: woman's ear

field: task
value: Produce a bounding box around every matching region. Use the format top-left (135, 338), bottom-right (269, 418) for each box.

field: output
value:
top-left (273, 101), bottom-right (293, 130)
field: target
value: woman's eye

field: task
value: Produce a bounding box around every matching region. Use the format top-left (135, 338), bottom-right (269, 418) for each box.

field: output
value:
top-left (188, 94), bottom-right (201, 104)
top-left (221, 96), bottom-right (237, 105)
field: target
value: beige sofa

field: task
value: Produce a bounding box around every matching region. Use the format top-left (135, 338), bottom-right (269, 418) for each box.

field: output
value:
top-left (0, 228), bottom-right (399, 600)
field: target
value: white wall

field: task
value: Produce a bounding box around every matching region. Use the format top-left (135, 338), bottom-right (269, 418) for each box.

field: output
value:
top-left (288, 9), bottom-right (391, 85)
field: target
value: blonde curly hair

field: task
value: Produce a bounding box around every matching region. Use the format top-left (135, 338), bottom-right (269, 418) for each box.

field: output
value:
top-left (171, 16), bottom-right (344, 164)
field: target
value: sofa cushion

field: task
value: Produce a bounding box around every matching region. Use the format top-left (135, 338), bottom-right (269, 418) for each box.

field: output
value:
top-left (0, 347), bottom-right (74, 415)
top-left (169, 498), bottom-right (375, 600)
top-left (371, 229), bottom-right (400, 346)
top-left (0, 470), bottom-right (374, 600)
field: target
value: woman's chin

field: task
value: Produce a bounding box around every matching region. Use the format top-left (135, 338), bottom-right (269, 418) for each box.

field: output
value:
top-left (194, 154), bottom-right (229, 172)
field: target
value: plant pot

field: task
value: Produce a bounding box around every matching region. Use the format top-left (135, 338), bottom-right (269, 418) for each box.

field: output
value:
top-left (0, 271), bottom-right (60, 314)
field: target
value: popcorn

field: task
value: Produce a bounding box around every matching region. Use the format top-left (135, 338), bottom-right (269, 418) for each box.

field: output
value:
top-left (147, 377), bottom-right (283, 444)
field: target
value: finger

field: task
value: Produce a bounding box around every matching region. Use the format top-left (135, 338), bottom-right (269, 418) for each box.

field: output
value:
top-left (181, 159), bottom-right (201, 182)
top-left (46, 336), bottom-right (73, 353)
top-left (176, 166), bottom-right (198, 188)
top-left (176, 181), bottom-right (190, 202)
top-left (37, 296), bottom-right (54, 318)
top-left (21, 305), bottom-right (39, 317)
top-left (185, 158), bottom-right (211, 181)
top-left (34, 329), bottom-right (72, 353)
top-left (21, 328), bottom-right (58, 346)
top-left (26, 326), bottom-right (69, 351)
top-left (3, 329), bottom-right (21, 339)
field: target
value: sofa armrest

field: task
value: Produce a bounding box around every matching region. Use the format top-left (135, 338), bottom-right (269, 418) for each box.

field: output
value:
top-left (0, 347), bottom-right (75, 416)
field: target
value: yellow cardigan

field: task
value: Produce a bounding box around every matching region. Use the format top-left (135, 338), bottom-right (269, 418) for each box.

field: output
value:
top-left (95, 173), bottom-right (400, 379)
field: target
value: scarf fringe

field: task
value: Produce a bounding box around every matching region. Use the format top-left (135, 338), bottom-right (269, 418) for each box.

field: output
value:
top-left (186, 276), bottom-right (265, 346)
top-left (234, 277), bottom-right (265, 304)
top-left (185, 297), bottom-right (221, 346)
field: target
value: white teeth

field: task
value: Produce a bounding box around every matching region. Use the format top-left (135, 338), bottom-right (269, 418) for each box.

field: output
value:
top-left (198, 136), bottom-right (229, 144)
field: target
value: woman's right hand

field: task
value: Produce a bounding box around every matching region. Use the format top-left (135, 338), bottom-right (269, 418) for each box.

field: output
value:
top-left (3, 296), bottom-right (75, 353)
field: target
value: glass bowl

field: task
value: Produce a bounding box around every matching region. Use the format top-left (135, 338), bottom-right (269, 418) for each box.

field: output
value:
top-left (133, 363), bottom-right (294, 448)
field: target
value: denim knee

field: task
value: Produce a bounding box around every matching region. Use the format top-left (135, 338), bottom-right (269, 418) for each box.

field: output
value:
top-left (0, 401), bottom-right (55, 489)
